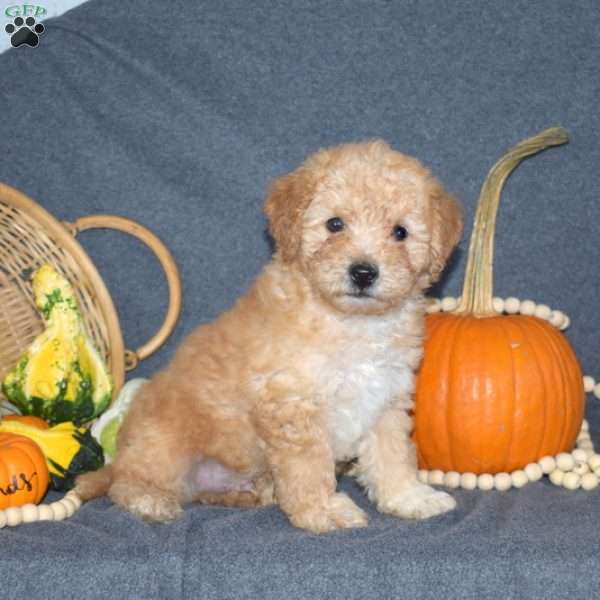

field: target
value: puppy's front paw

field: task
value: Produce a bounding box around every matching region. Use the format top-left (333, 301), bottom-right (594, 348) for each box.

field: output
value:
top-left (379, 483), bottom-right (456, 520)
top-left (289, 492), bottom-right (368, 534)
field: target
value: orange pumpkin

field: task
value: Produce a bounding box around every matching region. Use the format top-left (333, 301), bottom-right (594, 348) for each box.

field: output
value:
top-left (414, 128), bottom-right (585, 474)
top-left (2, 415), bottom-right (49, 429)
top-left (0, 433), bottom-right (50, 509)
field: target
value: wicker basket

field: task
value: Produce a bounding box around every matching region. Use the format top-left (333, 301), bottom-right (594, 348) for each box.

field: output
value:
top-left (0, 182), bottom-right (181, 408)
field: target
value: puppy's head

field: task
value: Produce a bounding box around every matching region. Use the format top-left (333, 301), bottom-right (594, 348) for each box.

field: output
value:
top-left (265, 140), bottom-right (462, 315)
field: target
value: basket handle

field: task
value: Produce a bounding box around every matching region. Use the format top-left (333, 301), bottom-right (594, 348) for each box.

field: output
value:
top-left (63, 215), bottom-right (182, 371)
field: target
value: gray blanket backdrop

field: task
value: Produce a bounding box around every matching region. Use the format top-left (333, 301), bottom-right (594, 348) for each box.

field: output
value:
top-left (1, 1), bottom-right (599, 598)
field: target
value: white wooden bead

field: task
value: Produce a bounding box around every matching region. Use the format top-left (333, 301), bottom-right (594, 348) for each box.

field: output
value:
top-left (583, 377), bottom-right (595, 393)
top-left (539, 456), bottom-right (556, 474)
top-left (581, 419), bottom-right (590, 432)
top-left (441, 296), bottom-right (458, 312)
top-left (511, 470), bottom-right (529, 488)
top-left (426, 298), bottom-right (441, 314)
top-left (581, 473), bottom-right (599, 491)
top-left (460, 472), bottom-right (478, 490)
top-left (524, 463), bottom-right (543, 482)
top-left (494, 472), bottom-right (512, 491)
top-left (21, 503), bottom-right (39, 523)
top-left (583, 448), bottom-right (596, 459)
top-left (583, 378), bottom-right (595, 394)
top-left (549, 310), bottom-right (566, 329)
top-left (5, 507), bottom-right (23, 527)
top-left (504, 297), bottom-right (521, 314)
top-left (477, 474), bottom-right (495, 490)
top-left (51, 502), bottom-right (68, 521)
top-left (594, 383), bottom-right (600, 400)
top-left (492, 297), bottom-right (505, 313)
top-left (556, 453), bottom-right (575, 471)
top-left (549, 469), bottom-right (565, 486)
top-left (66, 492), bottom-right (82, 509)
top-left (444, 471), bottom-right (461, 488)
top-left (519, 300), bottom-right (537, 315)
top-left (418, 470), bottom-right (428, 483)
top-left (38, 504), bottom-right (54, 520)
top-left (0, 511), bottom-right (6, 528)
top-left (578, 440), bottom-right (594, 451)
top-left (573, 462), bottom-right (590, 476)
top-left (61, 498), bottom-right (77, 517)
top-left (428, 470), bottom-right (445, 486)
top-left (534, 304), bottom-right (551, 320)
top-left (572, 449), bottom-right (589, 463)
top-left (587, 454), bottom-right (600, 471)
top-left (560, 315), bottom-right (570, 330)
top-left (562, 472), bottom-right (581, 490)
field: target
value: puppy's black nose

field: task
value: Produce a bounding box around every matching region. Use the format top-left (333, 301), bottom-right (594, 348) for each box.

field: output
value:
top-left (349, 262), bottom-right (379, 290)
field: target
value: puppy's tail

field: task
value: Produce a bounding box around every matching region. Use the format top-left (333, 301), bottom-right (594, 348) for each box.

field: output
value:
top-left (74, 465), bottom-right (113, 501)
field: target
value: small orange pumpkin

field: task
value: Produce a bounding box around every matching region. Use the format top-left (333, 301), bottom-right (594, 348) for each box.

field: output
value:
top-left (0, 433), bottom-right (50, 509)
top-left (2, 415), bottom-right (49, 429)
top-left (414, 128), bottom-right (585, 474)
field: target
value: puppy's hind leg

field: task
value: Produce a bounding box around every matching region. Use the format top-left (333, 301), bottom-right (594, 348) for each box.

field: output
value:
top-left (108, 430), bottom-right (192, 523)
top-left (75, 442), bottom-right (185, 523)
top-left (105, 380), bottom-right (199, 523)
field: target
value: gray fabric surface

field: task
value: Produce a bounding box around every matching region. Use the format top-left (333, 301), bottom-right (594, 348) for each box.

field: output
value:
top-left (0, 0), bottom-right (599, 598)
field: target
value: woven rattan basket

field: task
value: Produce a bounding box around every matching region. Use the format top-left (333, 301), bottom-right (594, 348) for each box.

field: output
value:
top-left (0, 182), bottom-right (181, 409)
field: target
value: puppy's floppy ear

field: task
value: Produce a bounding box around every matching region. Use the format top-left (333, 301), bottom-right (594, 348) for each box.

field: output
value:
top-left (427, 180), bottom-right (463, 282)
top-left (264, 167), bottom-right (315, 264)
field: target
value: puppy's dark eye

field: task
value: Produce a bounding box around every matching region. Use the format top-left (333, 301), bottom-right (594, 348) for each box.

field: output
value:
top-left (326, 217), bottom-right (345, 233)
top-left (393, 225), bottom-right (408, 241)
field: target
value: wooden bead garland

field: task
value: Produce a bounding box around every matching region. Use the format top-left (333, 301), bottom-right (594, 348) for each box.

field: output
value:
top-left (0, 490), bottom-right (82, 528)
top-left (419, 295), bottom-right (600, 491)
top-left (425, 295), bottom-right (573, 332)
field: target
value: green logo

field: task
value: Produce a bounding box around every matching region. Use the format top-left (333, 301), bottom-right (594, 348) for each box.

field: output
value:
top-left (5, 4), bottom-right (47, 18)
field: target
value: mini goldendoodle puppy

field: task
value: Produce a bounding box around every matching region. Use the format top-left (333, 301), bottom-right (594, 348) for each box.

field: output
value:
top-left (76, 140), bottom-right (463, 533)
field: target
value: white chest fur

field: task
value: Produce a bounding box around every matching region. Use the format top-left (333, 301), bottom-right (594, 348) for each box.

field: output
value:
top-left (301, 302), bottom-right (422, 461)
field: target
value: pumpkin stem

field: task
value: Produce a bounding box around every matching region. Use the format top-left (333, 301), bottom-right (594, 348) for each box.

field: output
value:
top-left (454, 127), bottom-right (569, 317)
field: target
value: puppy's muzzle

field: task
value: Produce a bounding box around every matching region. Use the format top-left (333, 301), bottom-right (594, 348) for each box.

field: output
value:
top-left (349, 262), bottom-right (379, 291)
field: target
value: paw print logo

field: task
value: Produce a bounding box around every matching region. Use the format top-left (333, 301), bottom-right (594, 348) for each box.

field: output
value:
top-left (5, 16), bottom-right (45, 48)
